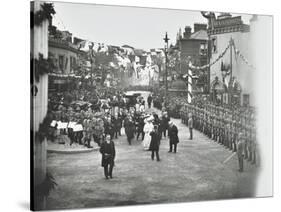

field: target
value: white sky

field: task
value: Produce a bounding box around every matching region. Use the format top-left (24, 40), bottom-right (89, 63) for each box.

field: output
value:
top-left (51, 1), bottom-right (252, 51)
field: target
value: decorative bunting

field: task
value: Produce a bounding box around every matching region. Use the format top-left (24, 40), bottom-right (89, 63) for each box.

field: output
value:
top-left (187, 43), bottom-right (230, 71)
top-left (232, 43), bottom-right (256, 70)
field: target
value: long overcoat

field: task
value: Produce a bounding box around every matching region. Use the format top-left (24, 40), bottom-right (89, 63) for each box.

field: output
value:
top-left (125, 120), bottom-right (135, 139)
top-left (100, 140), bottom-right (116, 167)
top-left (149, 131), bottom-right (160, 151)
top-left (168, 125), bottom-right (179, 144)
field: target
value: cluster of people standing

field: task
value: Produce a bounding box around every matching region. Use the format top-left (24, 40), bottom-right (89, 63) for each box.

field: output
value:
top-left (180, 103), bottom-right (258, 172)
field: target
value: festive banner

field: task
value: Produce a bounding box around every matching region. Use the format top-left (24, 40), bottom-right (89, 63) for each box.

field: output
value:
top-left (232, 42), bottom-right (256, 70)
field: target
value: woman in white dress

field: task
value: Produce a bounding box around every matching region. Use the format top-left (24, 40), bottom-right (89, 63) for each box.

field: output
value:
top-left (143, 116), bottom-right (154, 150)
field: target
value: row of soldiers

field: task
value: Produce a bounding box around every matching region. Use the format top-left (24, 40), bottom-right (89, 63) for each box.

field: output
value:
top-left (49, 105), bottom-right (126, 148)
top-left (180, 103), bottom-right (259, 165)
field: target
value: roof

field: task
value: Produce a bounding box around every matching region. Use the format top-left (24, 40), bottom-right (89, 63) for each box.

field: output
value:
top-left (122, 45), bottom-right (135, 49)
top-left (189, 30), bottom-right (208, 40)
top-left (134, 49), bottom-right (146, 56)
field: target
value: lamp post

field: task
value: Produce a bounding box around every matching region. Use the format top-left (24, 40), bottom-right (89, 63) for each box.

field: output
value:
top-left (163, 32), bottom-right (169, 105)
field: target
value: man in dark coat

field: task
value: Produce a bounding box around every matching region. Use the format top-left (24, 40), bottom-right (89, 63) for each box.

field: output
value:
top-left (168, 121), bottom-right (179, 153)
top-left (124, 116), bottom-right (135, 145)
top-left (136, 114), bottom-right (145, 141)
top-left (147, 94), bottom-right (152, 109)
top-left (149, 125), bottom-right (161, 161)
top-left (100, 134), bottom-right (116, 179)
top-left (114, 115), bottom-right (122, 138)
top-left (153, 113), bottom-right (160, 128)
top-left (160, 112), bottom-right (170, 139)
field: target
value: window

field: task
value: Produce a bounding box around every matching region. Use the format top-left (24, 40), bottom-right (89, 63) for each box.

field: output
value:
top-left (70, 56), bottom-right (76, 72)
top-left (212, 37), bottom-right (217, 53)
top-left (58, 55), bottom-right (64, 72)
top-left (199, 43), bottom-right (207, 55)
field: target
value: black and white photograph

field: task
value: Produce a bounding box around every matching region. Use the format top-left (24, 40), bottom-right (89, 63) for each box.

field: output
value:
top-left (30, 0), bottom-right (273, 211)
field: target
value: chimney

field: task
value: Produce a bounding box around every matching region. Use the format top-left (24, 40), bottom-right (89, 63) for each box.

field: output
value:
top-left (183, 26), bottom-right (192, 39)
top-left (194, 23), bottom-right (207, 32)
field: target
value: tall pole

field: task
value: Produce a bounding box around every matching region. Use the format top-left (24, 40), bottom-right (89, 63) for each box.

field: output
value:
top-left (165, 46), bottom-right (168, 101)
top-left (229, 37), bottom-right (233, 105)
top-left (163, 32), bottom-right (169, 105)
top-left (207, 34), bottom-right (211, 95)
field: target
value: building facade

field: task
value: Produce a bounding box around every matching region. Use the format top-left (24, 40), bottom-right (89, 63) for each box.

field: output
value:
top-left (48, 37), bottom-right (80, 74)
top-left (178, 23), bottom-right (209, 93)
top-left (208, 13), bottom-right (252, 106)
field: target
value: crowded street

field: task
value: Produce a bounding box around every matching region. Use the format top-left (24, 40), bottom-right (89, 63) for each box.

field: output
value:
top-left (29, 2), bottom-right (272, 210)
top-left (46, 92), bottom-right (257, 210)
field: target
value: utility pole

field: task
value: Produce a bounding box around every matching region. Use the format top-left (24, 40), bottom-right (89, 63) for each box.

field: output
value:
top-left (207, 35), bottom-right (211, 94)
top-left (163, 32), bottom-right (169, 105)
top-left (229, 38), bottom-right (233, 105)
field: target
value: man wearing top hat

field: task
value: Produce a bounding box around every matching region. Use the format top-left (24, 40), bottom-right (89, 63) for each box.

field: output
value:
top-left (100, 134), bottom-right (116, 179)
top-left (149, 125), bottom-right (161, 161)
top-left (160, 111), bottom-right (170, 139)
top-left (168, 121), bottom-right (179, 153)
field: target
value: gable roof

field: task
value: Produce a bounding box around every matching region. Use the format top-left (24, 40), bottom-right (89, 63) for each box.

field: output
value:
top-left (190, 30), bottom-right (208, 40)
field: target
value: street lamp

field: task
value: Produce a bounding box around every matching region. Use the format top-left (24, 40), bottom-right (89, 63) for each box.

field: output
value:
top-left (163, 32), bottom-right (169, 105)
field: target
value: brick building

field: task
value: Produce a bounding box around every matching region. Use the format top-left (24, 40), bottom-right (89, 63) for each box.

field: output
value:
top-left (177, 23), bottom-right (209, 93)
top-left (207, 13), bottom-right (251, 106)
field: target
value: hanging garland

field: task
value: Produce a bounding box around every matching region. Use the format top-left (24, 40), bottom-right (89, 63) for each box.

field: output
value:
top-left (31, 3), bottom-right (56, 28)
top-left (186, 39), bottom-right (255, 71)
top-left (187, 43), bottom-right (231, 70)
top-left (232, 42), bottom-right (256, 70)
top-left (31, 53), bottom-right (55, 83)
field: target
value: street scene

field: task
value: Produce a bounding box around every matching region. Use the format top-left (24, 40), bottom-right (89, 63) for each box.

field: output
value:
top-left (46, 91), bottom-right (257, 210)
top-left (31, 1), bottom-right (272, 211)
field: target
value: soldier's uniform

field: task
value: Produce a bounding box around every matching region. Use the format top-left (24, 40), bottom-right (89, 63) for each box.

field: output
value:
top-left (229, 120), bottom-right (235, 151)
top-left (248, 124), bottom-right (255, 163)
top-left (199, 109), bottom-right (203, 132)
top-left (209, 115), bottom-right (214, 140)
top-left (221, 115), bottom-right (226, 146)
top-left (233, 119), bottom-right (242, 152)
top-left (193, 107), bottom-right (198, 130)
top-left (224, 118), bottom-right (230, 149)
top-left (180, 106), bottom-right (184, 124)
top-left (213, 115), bottom-right (218, 142)
top-left (244, 125), bottom-right (250, 160)
top-left (251, 125), bottom-right (257, 165)
top-left (237, 133), bottom-right (245, 172)
top-left (184, 105), bottom-right (189, 125)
